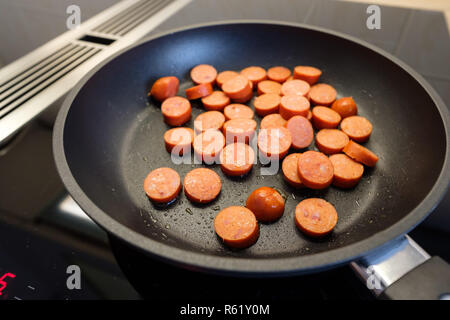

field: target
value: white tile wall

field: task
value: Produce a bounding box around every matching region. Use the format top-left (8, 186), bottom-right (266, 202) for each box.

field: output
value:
top-left (0, 0), bottom-right (120, 64)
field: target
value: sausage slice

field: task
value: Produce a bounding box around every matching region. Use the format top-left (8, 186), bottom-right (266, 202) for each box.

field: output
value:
top-left (163, 127), bottom-right (194, 155)
top-left (149, 76), bottom-right (179, 102)
top-left (343, 140), bottom-right (378, 167)
top-left (267, 66), bottom-right (291, 83)
top-left (331, 97), bottom-right (357, 118)
top-left (315, 129), bottom-right (349, 154)
top-left (257, 127), bottom-right (292, 160)
top-left (184, 168), bottom-right (221, 203)
top-left (216, 70), bottom-right (239, 88)
top-left (311, 106), bottom-right (341, 129)
top-left (246, 187), bottom-right (285, 222)
top-left (281, 79), bottom-right (310, 96)
top-left (260, 113), bottom-right (287, 129)
top-left (144, 167), bottom-right (181, 203)
top-left (220, 143), bottom-right (255, 176)
top-left (285, 115), bottom-right (314, 149)
top-left (224, 104), bottom-right (254, 120)
top-left (297, 151), bottom-right (334, 189)
top-left (223, 118), bottom-right (257, 144)
top-left (185, 83), bottom-right (213, 100)
top-left (190, 64), bottom-right (217, 85)
top-left (293, 66), bottom-right (322, 85)
top-left (214, 206), bottom-right (259, 248)
top-left (257, 80), bottom-right (282, 95)
top-left (201, 91), bottom-right (230, 111)
top-left (222, 75), bottom-right (252, 100)
top-left (254, 93), bottom-right (281, 116)
top-left (241, 66), bottom-right (267, 85)
top-left (329, 154), bottom-right (364, 188)
top-left (279, 95), bottom-right (310, 119)
top-left (193, 130), bottom-right (225, 163)
top-left (340, 116), bottom-right (373, 142)
top-left (282, 153), bottom-right (303, 187)
top-left (194, 111), bottom-right (226, 133)
top-left (309, 83), bottom-right (337, 106)
top-left (295, 198), bottom-right (338, 237)
top-left (161, 96), bottom-right (191, 126)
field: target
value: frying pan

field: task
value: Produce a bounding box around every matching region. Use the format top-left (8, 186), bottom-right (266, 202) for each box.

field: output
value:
top-left (53, 21), bottom-right (450, 299)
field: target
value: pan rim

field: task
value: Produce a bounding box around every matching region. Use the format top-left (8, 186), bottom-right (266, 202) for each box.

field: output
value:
top-left (53, 20), bottom-right (450, 276)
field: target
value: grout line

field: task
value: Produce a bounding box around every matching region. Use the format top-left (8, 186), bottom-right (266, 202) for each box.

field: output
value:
top-left (393, 9), bottom-right (414, 56)
top-left (303, 0), bottom-right (317, 23)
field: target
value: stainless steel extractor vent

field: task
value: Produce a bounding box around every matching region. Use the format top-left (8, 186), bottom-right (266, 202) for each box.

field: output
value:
top-left (0, 0), bottom-right (190, 144)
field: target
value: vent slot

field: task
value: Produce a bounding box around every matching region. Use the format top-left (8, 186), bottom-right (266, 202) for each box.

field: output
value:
top-left (78, 35), bottom-right (116, 45)
top-left (93, 0), bottom-right (173, 36)
top-left (0, 46), bottom-right (101, 119)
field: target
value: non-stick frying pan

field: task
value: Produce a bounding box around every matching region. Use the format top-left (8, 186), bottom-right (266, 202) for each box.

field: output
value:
top-left (53, 21), bottom-right (450, 299)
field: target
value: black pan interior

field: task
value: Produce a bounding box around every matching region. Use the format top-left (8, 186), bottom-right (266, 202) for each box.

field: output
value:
top-left (61, 24), bottom-right (446, 263)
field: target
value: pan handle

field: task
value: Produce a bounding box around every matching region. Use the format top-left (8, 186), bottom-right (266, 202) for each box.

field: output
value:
top-left (351, 235), bottom-right (450, 300)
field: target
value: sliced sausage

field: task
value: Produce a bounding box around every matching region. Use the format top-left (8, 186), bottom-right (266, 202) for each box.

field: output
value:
top-left (340, 116), bottom-right (373, 142)
top-left (279, 95), bottom-right (310, 119)
top-left (295, 198), bottom-right (338, 237)
top-left (185, 83), bottom-right (213, 100)
top-left (231, 88), bottom-right (253, 103)
top-left (144, 167), bottom-right (181, 203)
top-left (184, 168), bottom-right (221, 203)
top-left (246, 187), bottom-right (285, 222)
top-left (311, 106), bottom-right (341, 129)
top-left (163, 127), bottom-right (194, 155)
top-left (220, 143), bottom-right (255, 176)
top-left (315, 129), bottom-right (349, 154)
top-left (216, 70), bottom-right (239, 88)
top-left (257, 80), bottom-right (282, 95)
top-left (260, 113), bottom-right (287, 129)
top-left (241, 66), bottom-right (267, 85)
top-left (297, 151), bottom-right (334, 189)
top-left (193, 130), bottom-right (225, 163)
top-left (223, 118), bottom-right (257, 144)
top-left (267, 66), bottom-right (291, 83)
top-left (306, 110), bottom-right (312, 121)
top-left (149, 76), bottom-right (179, 102)
top-left (331, 97), bottom-right (357, 118)
top-left (285, 115), bottom-right (314, 149)
top-left (201, 91), bottom-right (230, 111)
top-left (222, 75), bottom-right (252, 100)
top-left (293, 66), bottom-right (322, 85)
top-left (343, 140), bottom-right (378, 167)
top-left (257, 127), bottom-right (292, 159)
top-left (329, 154), bottom-right (364, 188)
top-left (190, 64), bottom-right (217, 85)
top-left (282, 153), bottom-right (303, 187)
top-left (194, 111), bottom-right (226, 133)
top-left (224, 104), bottom-right (254, 120)
top-left (254, 93), bottom-right (281, 116)
top-left (214, 206), bottom-right (259, 248)
top-left (309, 83), bottom-right (337, 106)
top-left (161, 96), bottom-right (191, 126)
top-left (281, 79), bottom-right (310, 96)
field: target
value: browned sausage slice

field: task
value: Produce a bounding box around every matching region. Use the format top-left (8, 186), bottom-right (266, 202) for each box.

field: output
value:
top-left (216, 70), bottom-right (239, 88)
top-left (161, 96), bottom-right (191, 126)
top-left (295, 198), bottom-right (338, 237)
top-left (331, 97), bottom-right (358, 118)
top-left (194, 111), bottom-right (226, 133)
top-left (285, 115), bottom-right (314, 149)
top-left (260, 113), bottom-right (287, 129)
top-left (282, 153), bottom-right (303, 187)
top-left (193, 130), bottom-right (225, 163)
top-left (214, 206), bottom-right (259, 248)
top-left (267, 66), bottom-right (291, 83)
top-left (297, 151), bottom-right (334, 189)
top-left (185, 83), bottom-right (213, 100)
top-left (257, 127), bottom-right (292, 159)
top-left (144, 167), bottom-right (181, 203)
top-left (190, 64), bottom-right (217, 85)
top-left (340, 116), bottom-right (373, 142)
top-left (241, 66), bottom-right (267, 85)
top-left (293, 66), bottom-right (322, 85)
top-left (201, 91), bottom-right (230, 111)
top-left (254, 93), bottom-right (281, 116)
top-left (184, 168), bottom-right (221, 203)
top-left (311, 106), bottom-right (341, 129)
top-left (149, 76), bottom-right (179, 102)
top-left (220, 143), bottom-right (255, 176)
top-left (281, 79), bottom-right (310, 96)
top-left (163, 127), bottom-right (194, 155)
top-left (315, 129), bottom-right (349, 154)
top-left (329, 153), bottom-right (364, 188)
top-left (223, 118), bottom-right (257, 144)
top-left (223, 104), bottom-right (254, 120)
top-left (279, 95), bottom-right (310, 119)
top-left (309, 83), bottom-right (337, 106)
top-left (257, 80), bottom-right (282, 95)
top-left (343, 140), bottom-right (378, 167)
